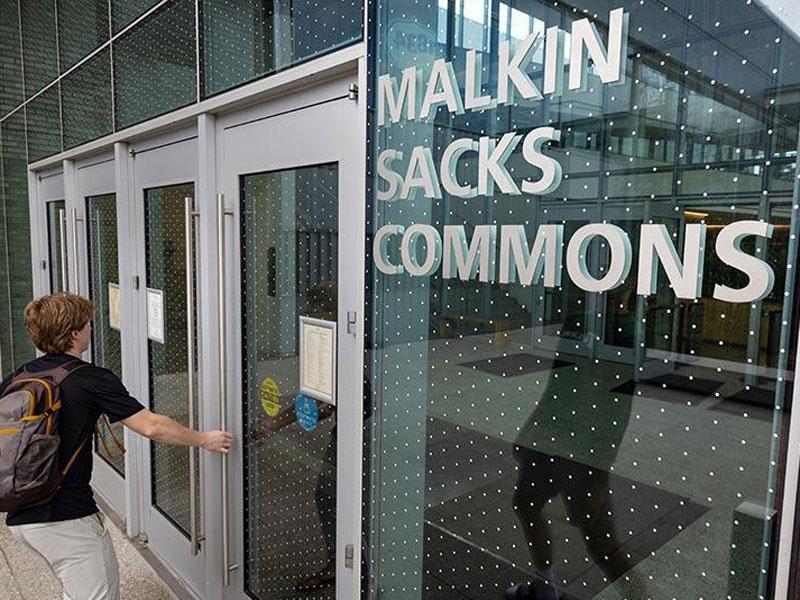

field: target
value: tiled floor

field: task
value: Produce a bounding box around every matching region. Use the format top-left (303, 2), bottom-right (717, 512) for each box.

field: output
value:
top-left (370, 329), bottom-right (782, 598)
top-left (0, 512), bottom-right (174, 600)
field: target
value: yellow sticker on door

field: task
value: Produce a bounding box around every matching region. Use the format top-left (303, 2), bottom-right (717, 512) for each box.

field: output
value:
top-left (259, 378), bottom-right (281, 417)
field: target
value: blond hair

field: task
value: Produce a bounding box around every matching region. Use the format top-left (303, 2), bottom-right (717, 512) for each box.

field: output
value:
top-left (24, 292), bottom-right (95, 354)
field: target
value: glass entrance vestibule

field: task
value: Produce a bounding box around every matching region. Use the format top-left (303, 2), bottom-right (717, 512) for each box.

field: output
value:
top-left (366, 1), bottom-right (800, 599)
top-left (18, 1), bottom-right (800, 597)
top-left (27, 70), bottom-right (366, 600)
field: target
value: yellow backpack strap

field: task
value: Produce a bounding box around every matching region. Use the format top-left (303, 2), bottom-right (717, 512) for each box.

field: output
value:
top-left (62, 437), bottom-right (88, 476)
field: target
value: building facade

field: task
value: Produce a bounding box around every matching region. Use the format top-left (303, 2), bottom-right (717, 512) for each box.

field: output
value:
top-left (2, 0), bottom-right (800, 598)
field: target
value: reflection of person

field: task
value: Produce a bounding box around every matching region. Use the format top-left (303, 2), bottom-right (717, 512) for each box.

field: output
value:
top-left (251, 394), bottom-right (338, 591)
top-left (506, 349), bottom-right (642, 599)
top-left (2, 293), bottom-right (233, 600)
top-left (250, 281), bottom-right (340, 592)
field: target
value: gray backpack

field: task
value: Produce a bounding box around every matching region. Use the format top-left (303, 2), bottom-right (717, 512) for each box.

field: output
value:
top-left (0, 360), bottom-right (86, 511)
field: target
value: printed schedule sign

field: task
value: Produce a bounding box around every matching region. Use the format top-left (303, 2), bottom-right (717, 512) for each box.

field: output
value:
top-left (146, 288), bottom-right (165, 344)
top-left (298, 316), bottom-right (336, 405)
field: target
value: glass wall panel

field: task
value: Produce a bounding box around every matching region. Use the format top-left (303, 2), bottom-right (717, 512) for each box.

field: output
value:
top-left (87, 193), bottom-right (126, 475)
top-left (367, 2), bottom-right (800, 599)
top-left (26, 85), bottom-right (62, 163)
top-left (0, 122), bottom-right (9, 377)
top-left (0, 110), bottom-right (35, 369)
top-left (58, 0), bottom-right (110, 72)
top-left (242, 164), bottom-right (339, 599)
top-left (111, 0), bottom-right (161, 34)
top-left (20, 0), bottom-right (58, 97)
top-left (62, 49), bottom-right (113, 149)
top-left (114, 0), bottom-right (196, 129)
top-left (201, 0), bottom-right (362, 97)
top-left (0, 0), bottom-right (24, 117)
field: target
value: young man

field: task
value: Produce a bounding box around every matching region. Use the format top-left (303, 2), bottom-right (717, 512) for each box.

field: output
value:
top-left (1, 292), bottom-right (233, 600)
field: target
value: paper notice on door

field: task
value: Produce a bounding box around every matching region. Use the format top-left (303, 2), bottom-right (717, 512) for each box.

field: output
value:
top-left (299, 316), bottom-right (336, 405)
top-left (108, 283), bottom-right (121, 330)
top-left (146, 288), bottom-right (165, 344)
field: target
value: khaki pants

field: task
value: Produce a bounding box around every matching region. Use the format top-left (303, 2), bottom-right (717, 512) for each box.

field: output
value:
top-left (9, 512), bottom-right (120, 600)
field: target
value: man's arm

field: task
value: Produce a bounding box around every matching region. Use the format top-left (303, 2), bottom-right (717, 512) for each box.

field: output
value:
top-left (123, 409), bottom-right (233, 453)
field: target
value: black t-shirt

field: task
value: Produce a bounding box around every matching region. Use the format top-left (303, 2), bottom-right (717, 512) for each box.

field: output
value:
top-left (1, 353), bottom-right (144, 525)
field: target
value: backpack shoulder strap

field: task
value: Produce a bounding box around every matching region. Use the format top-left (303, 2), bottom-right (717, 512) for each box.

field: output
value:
top-left (44, 359), bottom-right (88, 387)
top-left (10, 358), bottom-right (87, 388)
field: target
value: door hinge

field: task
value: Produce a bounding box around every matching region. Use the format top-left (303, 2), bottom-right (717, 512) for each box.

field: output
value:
top-left (345, 543), bottom-right (354, 569)
top-left (348, 83), bottom-right (359, 101)
top-left (133, 275), bottom-right (140, 290)
top-left (41, 260), bottom-right (47, 270)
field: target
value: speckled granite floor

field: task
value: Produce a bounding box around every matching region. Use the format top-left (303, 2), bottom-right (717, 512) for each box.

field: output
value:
top-left (0, 512), bottom-right (175, 600)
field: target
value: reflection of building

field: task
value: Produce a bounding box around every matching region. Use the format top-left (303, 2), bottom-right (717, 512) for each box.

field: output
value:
top-left (423, 0), bottom-right (799, 374)
top-left (373, 2), bottom-right (800, 600)
top-left (1, 1), bottom-right (800, 599)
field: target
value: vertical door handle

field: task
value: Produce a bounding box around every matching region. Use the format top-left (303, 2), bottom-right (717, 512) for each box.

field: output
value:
top-left (185, 197), bottom-right (201, 556)
top-left (71, 209), bottom-right (81, 293)
top-left (58, 208), bottom-right (68, 291)
top-left (217, 193), bottom-right (238, 584)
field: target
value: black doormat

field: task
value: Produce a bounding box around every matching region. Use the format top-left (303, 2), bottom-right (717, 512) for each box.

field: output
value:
top-left (423, 470), bottom-right (708, 599)
top-left (459, 353), bottom-right (574, 377)
top-left (725, 385), bottom-right (776, 408)
top-left (705, 385), bottom-right (777, 422)
top-left (706, 398), bottom-right (774, 422)
top-left (611, 373), bottom-right (723, 404)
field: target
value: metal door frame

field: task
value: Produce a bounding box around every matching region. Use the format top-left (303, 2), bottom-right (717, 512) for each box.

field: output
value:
top-left (68, 153), bottom-right (130, 518)
top-left (127, 127), bottom-right (208, 597)
top-left (34, 169), bottom-right (66, 297)
top-left (215, 70), bottom-right (365, 600)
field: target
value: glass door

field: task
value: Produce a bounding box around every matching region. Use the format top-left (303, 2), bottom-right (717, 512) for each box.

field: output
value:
top-left (218, 77), bottom-right (364, 600)
top-left (37, 169), bottom-right (67, 295)
top-left (131, 132), bottom-right (206, 594)
top-left (75, 154), bottom-right (129, 518)
top-left (533, 202), bottom-right (599, 358)
top-left (594, 202), bottom-right (680, 366)
top-left (45, 200), bottom-right (67, 293)
top-left (86, 192), bottom-right (124, 472)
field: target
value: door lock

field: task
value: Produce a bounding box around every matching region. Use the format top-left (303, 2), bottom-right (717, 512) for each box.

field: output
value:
top-left (347, 311), bottom-right (357, 336)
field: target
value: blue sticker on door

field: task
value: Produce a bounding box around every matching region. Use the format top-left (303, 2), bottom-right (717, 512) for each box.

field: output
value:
top-left (295, 394), bottom-right (319, 432)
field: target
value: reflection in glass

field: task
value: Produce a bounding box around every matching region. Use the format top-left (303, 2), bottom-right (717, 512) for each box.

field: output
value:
top-left (62, 49), bottom-right (113, 150)
top-left (144, 183), bottom-right (199, 536)
top-left (46, 200), bottom-right (66, 294)
top-left (86, 193), bottom-right (126, 476)
top-left (0, 0), bottom-right (24, 116)
top-left (242, 164), bottom-right (338, 599)
top-left (20, 0), bottom-right (57, 97)
top-left (57, 0), bottom-right (109, 72)
top-left (113, 0), bottom-right (196, 129)
top-left (26, 85), bottom-right (62, 162)
top-left (111, 0), bottom-right (161, 33)
top-left (201, 0), bottom-right (362, 97)
top-left (1, 108), bottom-right (36, 366)
top-left (369, 1), bottom-right (800, 598)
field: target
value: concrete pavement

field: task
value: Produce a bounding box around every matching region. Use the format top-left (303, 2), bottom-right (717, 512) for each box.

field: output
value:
top-left (0, 512), bottom-right (175, 600)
